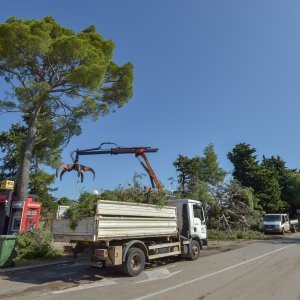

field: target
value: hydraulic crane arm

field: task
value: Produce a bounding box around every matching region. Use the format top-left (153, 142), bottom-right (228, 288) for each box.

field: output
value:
top-left (57, 143), bottom-right (163, 194)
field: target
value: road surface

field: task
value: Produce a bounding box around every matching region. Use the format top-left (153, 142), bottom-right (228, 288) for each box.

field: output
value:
top-left (0, 233), bottom-right (299, 300)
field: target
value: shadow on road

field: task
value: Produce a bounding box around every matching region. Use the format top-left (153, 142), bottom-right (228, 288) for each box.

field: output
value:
top-left (259, 232), bottom-right (300, 245)
top-left (0, 255), bottom-right (191, 298)
top-left (0, 259), bottom-right (127, 298)
top-left (2, 234), bottom-right (299, 298)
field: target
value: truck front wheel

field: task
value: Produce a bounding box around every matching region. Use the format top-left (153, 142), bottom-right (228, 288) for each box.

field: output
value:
top-left (189, 240), bottom-right (200, 261)
top-left (122, 247), bottom-right (145, 277)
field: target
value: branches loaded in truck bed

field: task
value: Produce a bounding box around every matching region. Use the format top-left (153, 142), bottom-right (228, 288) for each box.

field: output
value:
top-left (53, 200), bottom-right (178, 242)
top-left (65, 188), bottom-right (167, 229)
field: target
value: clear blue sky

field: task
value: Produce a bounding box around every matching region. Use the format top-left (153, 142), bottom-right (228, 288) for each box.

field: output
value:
top-left (1, 1), bottom-right (300, 199)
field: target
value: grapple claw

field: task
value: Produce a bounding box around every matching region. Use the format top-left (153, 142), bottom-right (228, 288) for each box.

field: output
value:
top-left (56, 163), bottom-right (95, 182)
top-left (80, 165), bottom-right (95, 180)
top-left (59, 168), bottom-right (68, 181)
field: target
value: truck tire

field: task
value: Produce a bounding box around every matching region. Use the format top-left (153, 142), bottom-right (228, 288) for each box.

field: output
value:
top-left (122, 247), bottom-right (145, 277)
top-left (189, 240), bottom-right (200, 261)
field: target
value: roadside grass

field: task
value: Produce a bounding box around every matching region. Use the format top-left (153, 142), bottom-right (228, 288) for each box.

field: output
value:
top-left (208, 229), bottom-right (265, 240)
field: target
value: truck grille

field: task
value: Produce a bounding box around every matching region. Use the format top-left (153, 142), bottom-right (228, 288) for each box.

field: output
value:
top-left (264, 225), bottom-right (275, 229)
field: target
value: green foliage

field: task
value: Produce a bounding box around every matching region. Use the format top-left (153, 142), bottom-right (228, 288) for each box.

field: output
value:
top-left (173, 144), bottom-right (226, 193)
top-left (227, 143), bottom-right (288, 213)
top-left (171, 145), bottom-right (264, 231)
top-left (188, 179), bottom-right (214, 205)
top-left (201, 144), bottom-right (227, 185)
top-left (251, 166), bottom-right (285, 212)
top-left (0, 123), bottom-right (59, 216)
top-left (207, 181), bottom-right (263, 231)
top-left (29, 170), bottom-right (58, 216)
top-left (227, 143), bottom-right (259, 187)
top-left (262, 155), bottom-right (300, 211)
top-left (100, 184), bottom-right (166, 206)
top-left (281, 172), bottom-right (300, 209)
top-left (0, 16), bottom-right (134, 203)
top-left (0, 16), bottom-right (133, 122)
top-left (67, 186), bottom-right (167, 230)
top-left (15, 229), bottom-right (61, 260)
top-left (0, 124), bottom-right (22, 179)
top-left (173, 155), bottom-right (192, 191)
top-left (208, 229), bottom-right (264, 240)
top-left (57, 196), bottom-right (73, 206)
top-left (66, 192), bottom-right (98, 230)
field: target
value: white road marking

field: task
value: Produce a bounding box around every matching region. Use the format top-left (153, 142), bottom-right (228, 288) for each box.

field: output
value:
top-left (49, 279), bottom-right (117, 294)
top-left (134, 268), bottom-right (182, 284)
top-left (134, 243), bottom-right (296, 300)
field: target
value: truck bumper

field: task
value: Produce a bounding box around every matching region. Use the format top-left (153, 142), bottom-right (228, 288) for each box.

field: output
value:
top-left (263, 227), bottom-right (282, 234)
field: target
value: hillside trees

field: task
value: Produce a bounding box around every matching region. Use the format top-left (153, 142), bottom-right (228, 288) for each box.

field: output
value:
top-left (172, 144), bottom-right (263, 230)
top-left (261, 155), bottom-right (300, 211)
top-left (228, 143), bottom-right (291, 213)
top-left (0, 16), bottom-right (134, 203)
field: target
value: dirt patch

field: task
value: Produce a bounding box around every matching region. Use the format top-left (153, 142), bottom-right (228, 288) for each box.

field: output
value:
top-left (201, 239), bottom-right (254, 257)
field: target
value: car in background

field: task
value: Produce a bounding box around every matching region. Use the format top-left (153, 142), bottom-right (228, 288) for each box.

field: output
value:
top-left (263, 213), bottom-right (298, 234)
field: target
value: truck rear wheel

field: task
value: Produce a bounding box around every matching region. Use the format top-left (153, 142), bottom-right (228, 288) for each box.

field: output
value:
top-left (189, 240), bottom-right (200, 261)
top-left (122, 247), bottom-right (145, 277)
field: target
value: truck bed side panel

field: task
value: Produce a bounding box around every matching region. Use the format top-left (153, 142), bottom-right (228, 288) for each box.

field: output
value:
top-left (96, 200), bottom-right (176, 218)
top-left (97, 216), bottom-right (177, 239)
top-left (52, 201), bottom-right (178, 242)
top-left (52, 217), bottom-right (96, 242)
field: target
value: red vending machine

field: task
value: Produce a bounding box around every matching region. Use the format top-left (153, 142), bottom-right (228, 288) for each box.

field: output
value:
top-left (8, 197), bottom-right (42, 234)
top-left (0, 180), bottom-right (42, 234)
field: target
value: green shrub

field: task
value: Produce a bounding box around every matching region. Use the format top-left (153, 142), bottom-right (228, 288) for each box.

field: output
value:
top-left (16, 229), bottom-right (61, 260)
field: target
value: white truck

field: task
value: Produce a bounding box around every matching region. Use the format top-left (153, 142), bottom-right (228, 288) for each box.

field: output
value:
top-left (263, 213), bottom-right (298, 234)
top-left (53, 199), bottom-right (207, 276)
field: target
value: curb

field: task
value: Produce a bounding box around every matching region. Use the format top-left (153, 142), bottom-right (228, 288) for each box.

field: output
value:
top-left (0, 260), bottom-right (71, 273)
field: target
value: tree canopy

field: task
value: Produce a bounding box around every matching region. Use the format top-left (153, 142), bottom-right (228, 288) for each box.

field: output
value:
top-left (0, 16), bottom-right (134, 202)
top-left (227, 143), bottom-right (293, 213)
top-left (173, 144), bottom-right (226, 193)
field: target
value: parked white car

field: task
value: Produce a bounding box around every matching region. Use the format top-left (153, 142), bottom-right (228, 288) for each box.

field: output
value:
top-left (263, 213), bottom-right (298, 234)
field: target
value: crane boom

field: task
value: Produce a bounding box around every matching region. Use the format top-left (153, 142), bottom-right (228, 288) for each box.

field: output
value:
top-left (57, 143), bottom-right (163, 194)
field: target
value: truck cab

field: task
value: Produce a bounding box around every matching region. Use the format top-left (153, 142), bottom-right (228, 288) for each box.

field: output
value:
top-left (168, 199), bottom-right (207, 248)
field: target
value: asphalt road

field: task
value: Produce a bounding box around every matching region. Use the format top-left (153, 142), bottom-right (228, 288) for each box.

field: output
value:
top-left (0, 233), bottom-right (299, 300)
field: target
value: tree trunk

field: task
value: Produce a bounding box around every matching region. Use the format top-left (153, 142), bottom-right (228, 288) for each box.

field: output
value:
top-left (16, 105), bottom-right (41, 201)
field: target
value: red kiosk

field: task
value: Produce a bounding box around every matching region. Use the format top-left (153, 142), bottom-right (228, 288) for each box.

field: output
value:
top-left (0, 180), bottom-right (42, 235)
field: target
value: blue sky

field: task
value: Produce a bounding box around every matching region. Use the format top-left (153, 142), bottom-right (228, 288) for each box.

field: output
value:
top-left (1, 1), bottom-right (300, 199)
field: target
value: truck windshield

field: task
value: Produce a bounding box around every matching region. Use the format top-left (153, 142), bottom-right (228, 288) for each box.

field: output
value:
top-left (263, 215), bottom-right (281, 222)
